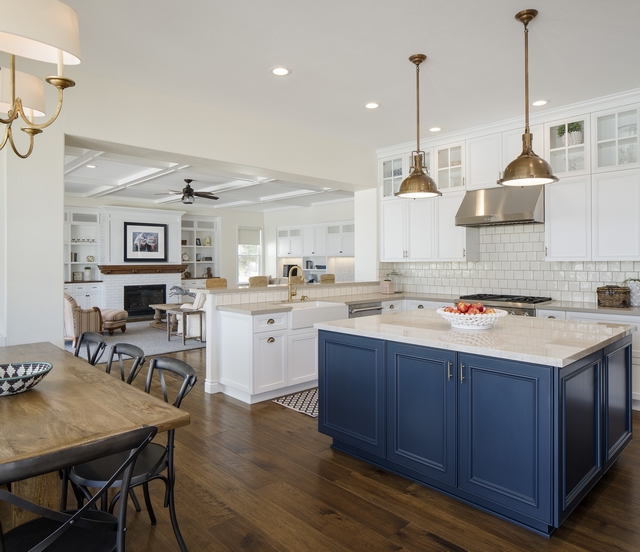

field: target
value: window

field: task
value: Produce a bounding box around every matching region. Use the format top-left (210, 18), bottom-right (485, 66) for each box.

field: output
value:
top-left (237, 227), bottom-right (262, 284)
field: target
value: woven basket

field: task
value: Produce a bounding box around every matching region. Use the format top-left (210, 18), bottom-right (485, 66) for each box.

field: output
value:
top-left (596, 285), bottom-right (630, 308)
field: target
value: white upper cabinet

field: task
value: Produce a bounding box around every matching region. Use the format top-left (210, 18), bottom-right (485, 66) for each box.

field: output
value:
top-left (592, 169), bottom-right (640, 260)
top-left (379, 199), bottom-right (435, 262)
top-left (302, 226), bottom-right (327, 256)
top-left (277, 228), bottom-right (302, 257)
top-left (435, 191), bottom-right (478, 261)
top-left (502, 124), bottom-right (544, 168)
top-left (544, 116), bottom-right (590, 177)
top-left (326, 223), bottom-right (355, 257)
top-left (592, 106), bottom-right (639, 173)
top-left (435, 142), bottom-right (465, 193)
top-left (380, 155), bottom-right (407, 200)
top-left (466, 133), bottom-right (502, 190)
top-left (544, 175), bottom-right (591, 261)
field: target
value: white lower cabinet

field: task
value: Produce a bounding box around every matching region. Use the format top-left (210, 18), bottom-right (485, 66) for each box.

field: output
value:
top-left (382, 300), bottom-right (404, 313)
top-left (404, 300), bottom-right (434, 311)
top-left (218, 310), bottom-right (319, 403)
top-left (288, 330), bottom-right (318, 385)
top-left (253, 331), bottom-right (287, 393)
top-left (64, 283), bottom-right (103, 309)
top-left (536, 309), bottom-right (567, 319)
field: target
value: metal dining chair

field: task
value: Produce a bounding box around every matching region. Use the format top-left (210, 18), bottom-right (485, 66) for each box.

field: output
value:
top-left (105, 343), bottom-right (146, 384)
top-left (0, 425), bottom-right (156, 552)
top-left (69, 357), bottom-right (197, 552)
top-left (74, 331), bottom-right (107, 365)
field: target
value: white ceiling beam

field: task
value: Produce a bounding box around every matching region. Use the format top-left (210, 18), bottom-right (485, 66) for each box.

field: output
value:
top-left (64, 150), bottom-right (105, 175)
top-left (90, 165), bottom-right (190, 198)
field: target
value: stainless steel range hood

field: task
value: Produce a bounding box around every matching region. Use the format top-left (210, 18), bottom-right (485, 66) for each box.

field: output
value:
top-left (454, 186), bottom-right (544, 227)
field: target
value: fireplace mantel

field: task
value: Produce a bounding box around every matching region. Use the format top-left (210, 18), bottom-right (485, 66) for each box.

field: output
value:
top-left (98, 264), bottom-right (188, 275)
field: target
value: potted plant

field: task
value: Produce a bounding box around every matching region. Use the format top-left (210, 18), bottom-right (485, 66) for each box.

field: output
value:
top-left (556, 121), bottom-right (583, 146)
top-left (623, 278), bottom-right (640, 306)
top-left (84, 266), bottom-right (92, 280)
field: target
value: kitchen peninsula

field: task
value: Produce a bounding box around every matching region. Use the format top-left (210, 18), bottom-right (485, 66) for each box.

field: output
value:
top-left (316, 310), bottom-right (634, 536)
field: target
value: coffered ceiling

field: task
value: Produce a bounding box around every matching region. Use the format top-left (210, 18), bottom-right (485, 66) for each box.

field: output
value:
top-left (64, 146), bottom-right (353, 212)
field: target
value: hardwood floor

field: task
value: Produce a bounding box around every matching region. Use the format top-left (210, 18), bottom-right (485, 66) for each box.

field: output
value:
top-left (118, 348), bottom-right (640, 551)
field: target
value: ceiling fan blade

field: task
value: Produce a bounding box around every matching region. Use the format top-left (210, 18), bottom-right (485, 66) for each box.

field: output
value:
top-left (154, 190), bottom-right (182, 195)
top-left (194, 192), bottom-right (219, 200)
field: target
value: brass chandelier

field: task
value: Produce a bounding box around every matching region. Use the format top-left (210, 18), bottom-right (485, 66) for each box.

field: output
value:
top-left (395, 54), bottom-right (441, 198)
top-left (0, 0), bottom-right (81, 158)
top-left (498, 9), bottom-right (557, 186)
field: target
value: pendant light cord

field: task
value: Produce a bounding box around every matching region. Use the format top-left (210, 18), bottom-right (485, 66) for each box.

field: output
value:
top-left (415, 62), bottom-right (421, 153)
top-left (523, 21), bottom-right (530, 136)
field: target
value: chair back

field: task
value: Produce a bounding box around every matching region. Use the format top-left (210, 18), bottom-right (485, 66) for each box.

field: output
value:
top-left (0, 425), bottom-right (156, 552)
top-left (105, 343), bottom-right (146, 384)
top-left (74, 332), bottom-right (107, 365)
top-left (146, 357), bottom-right (197, 409)
top-left (320, 274), bottom-right (336, 284)
top-left (205, 278), bottom-right (227, 289)
top-left (248, 276), bottom-right (268, 288)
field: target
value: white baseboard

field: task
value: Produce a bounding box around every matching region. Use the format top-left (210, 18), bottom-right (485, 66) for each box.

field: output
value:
top-left (218, 380), bottom-right (317, 404)
top-left (204, 379), bottom-right (221, 394)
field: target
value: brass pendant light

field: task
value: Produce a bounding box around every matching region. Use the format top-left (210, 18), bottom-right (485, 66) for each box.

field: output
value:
top-left (498, 9), bottom-right (558, 187)
top-left (395, 54), bottom-right (441, 198)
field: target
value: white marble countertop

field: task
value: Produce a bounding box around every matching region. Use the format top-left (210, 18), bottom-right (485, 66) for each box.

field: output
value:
top-left (315, 310), bottom-right (635, 367)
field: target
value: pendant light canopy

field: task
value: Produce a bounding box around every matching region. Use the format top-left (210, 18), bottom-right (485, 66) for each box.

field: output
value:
top-left (395, 54), bottom-right (441, 199)
top-left (498, 9), bottom-right (558, 187)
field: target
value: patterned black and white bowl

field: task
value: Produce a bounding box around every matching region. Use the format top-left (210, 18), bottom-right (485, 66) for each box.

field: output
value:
top-left (0, 362), bottom-right (53, 396)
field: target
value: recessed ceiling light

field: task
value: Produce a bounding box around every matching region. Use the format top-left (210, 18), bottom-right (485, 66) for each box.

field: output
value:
top-left (364, 102), bottom-right (380, 109)
top-left (429, 127), bottom-right (441, 132)
top-left (86, 164), bottom-right (96, 168)
top-left (532, 100), bottom-right (548, 106)
top-left (271, 67), bottom-right (291, 76)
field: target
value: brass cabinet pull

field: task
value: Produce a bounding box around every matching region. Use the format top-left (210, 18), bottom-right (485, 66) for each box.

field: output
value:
top-left (267, 337), bottom-right (275, 343)
top-left (389, 305), bottom-right (395, 309)
top-left (417, 304), bottom-right (424, 309)
top-left (267, 318), bottom-right (275, 324)
top-left (447, 361), bottom-right (452, 381)
top-left (460, 363), bottom-right (465, 382)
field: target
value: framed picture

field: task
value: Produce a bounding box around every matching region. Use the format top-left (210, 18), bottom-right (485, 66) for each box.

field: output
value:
top-left (124, 222), bottom-right (168, 262)
top-left (72, 272), bottom-right (83, 281)
top-left (196, 253), bottom-right (201, 261)
top-left (196, 238), bottom-right (201, 246)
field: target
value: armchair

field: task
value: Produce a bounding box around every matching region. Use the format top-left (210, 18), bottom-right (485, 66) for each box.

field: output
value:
top-left (64, 293), bottom-right (103, 348)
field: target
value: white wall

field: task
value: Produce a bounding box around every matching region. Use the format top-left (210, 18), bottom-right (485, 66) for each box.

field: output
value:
top-left (263, 200), bottom-right (354, 277)
top-left (0, 62), bottom-right (376, 346)
top-left (354, 189), bottom-right (378, 281)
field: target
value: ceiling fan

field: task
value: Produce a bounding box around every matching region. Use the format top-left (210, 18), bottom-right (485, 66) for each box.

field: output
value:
top-left (158, 179), bottom-right (219, 204)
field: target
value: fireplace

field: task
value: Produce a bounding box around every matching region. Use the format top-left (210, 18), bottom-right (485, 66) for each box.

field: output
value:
top-left (123, 284), bottom-right (166, 317)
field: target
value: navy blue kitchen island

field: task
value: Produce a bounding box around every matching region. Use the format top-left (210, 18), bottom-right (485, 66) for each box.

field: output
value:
top-left (316, 311), bottom-right (634, 536)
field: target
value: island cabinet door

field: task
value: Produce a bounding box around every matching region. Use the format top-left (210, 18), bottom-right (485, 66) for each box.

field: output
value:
top-left (458, 354), bottom-right (553, 524)
top-left (555, 351), bottom-right (604, 527)
top-left (602, 337), bottom-right (632, 470)
top-left (386, 343), bottom-right (456, 486)
top-left (318, 331), bottom-right (386, 458)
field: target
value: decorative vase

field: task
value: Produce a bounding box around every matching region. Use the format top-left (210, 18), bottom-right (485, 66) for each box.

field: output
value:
top-left (84, 268), bottom-right (92, 281)
top-left (562, 131), bottom-right (583, 147)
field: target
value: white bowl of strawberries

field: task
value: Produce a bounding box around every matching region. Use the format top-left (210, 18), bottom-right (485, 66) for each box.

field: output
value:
top-left (437, 302), bottom-right (507, 330)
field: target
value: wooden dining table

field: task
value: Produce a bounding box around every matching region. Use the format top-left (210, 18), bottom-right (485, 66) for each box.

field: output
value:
top-left (0, 342), bottom-right (190, 530)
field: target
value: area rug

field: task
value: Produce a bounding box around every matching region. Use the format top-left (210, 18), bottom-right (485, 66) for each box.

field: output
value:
top-left (273, 388), bottom-right (318, 418)
top-left (64, 320), bottom-right (205, 363)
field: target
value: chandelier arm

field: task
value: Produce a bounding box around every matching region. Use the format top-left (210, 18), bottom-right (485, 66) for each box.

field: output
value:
top-left (6, 126), bottom-right (35, 159)
top-left (0, 125), bottom-right (10, 151)
top-left (17, 86), bottom-right (65, 130)
top-left (0, 106), bottom-right (20, 126)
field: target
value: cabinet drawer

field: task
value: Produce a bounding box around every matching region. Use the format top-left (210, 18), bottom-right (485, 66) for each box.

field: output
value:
top-left (404, 300), bottom-right (434, 311)
top-left (73, 284), bottom-right (86, 293)
top-left (253, 312), bottom-right (288, 333)
top-left (63, 285), bottom-right (72, 294)
top-left (88, 284), bottom-right (102, 292)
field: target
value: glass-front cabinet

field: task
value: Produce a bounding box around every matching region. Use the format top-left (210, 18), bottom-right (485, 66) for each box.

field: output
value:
top-left (380, 155), bottom-right (405, 199)
top-left (545, 117), bottom-right (589, 176)
top-left (592, 106), bottom-right (638, 172)
top-left (435, 142), bottom-right (465, 192)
